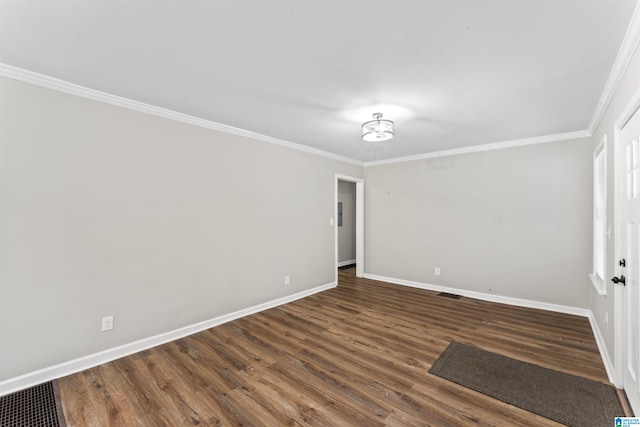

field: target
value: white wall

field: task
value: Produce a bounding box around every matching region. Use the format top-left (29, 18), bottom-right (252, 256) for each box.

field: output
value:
top-left (589, 41), bottom-right (640, 364)
top-left (0, 77), bottom-right (362, 383)
top-left (364, 138), bottom-right (593, 308)
top-left (337, 180), bottom-right (356, 264)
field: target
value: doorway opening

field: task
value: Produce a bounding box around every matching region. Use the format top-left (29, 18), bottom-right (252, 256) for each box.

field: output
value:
top-left (337, 180), bottom-right (357, 269)
top-left (335, 175), bottom-right (364, 281)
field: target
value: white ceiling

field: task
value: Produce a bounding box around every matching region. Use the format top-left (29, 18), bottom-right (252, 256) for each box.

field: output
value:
top-left (1, 1), bottom-right (638, 162)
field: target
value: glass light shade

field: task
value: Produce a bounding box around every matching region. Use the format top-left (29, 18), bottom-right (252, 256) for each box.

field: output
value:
top-left (362, 114), bottom-right (394, 142)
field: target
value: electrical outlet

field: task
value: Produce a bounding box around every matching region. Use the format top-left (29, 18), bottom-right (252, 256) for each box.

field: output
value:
top-left (284, 275), bottom-right (291, 286)
top-left (101, 316), bottom-right (114, 331)
top-left (435, 267), bottom-right (441, 276)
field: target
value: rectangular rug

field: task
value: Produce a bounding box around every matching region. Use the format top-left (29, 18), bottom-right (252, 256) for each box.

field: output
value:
top-left (429, 342), bottom-right (624, 427)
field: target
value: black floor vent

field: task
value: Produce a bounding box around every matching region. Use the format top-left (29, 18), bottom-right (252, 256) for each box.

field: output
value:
top-left (0, 381), bottom-right (64, 427)
top-left (437, 292), bottom-right (462, 300)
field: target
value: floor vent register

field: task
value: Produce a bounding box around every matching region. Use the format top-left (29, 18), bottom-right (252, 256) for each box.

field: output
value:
top-left (0, 381), bottom-right (65, 427)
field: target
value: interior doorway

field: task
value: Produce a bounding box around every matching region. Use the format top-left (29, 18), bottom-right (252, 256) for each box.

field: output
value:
top-left (337, 180), bottom-right (357, 268)
top-left (335, 174), bottom-right (364, 280)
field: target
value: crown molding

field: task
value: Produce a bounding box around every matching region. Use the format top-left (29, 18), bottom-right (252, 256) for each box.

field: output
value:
top-left (363, 129), bottom-right (592, 167)
top-left (588, 1), bottom-right (640, 133)
top-left (0, 63), bottom-right (364, 167)
top-left (0, 62), bottom-right (607, 168)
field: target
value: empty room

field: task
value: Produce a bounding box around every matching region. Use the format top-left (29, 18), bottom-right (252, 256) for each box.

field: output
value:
top-left (1, 1), bottom-right (640, 426)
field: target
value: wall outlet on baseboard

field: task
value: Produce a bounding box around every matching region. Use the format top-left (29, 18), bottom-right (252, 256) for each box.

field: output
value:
top-left (102, 316), bottom-right (114, 331)
top-left (434, 267), bottom-right (441, 276)
top-left (284, 276), bottom-right (291, 286)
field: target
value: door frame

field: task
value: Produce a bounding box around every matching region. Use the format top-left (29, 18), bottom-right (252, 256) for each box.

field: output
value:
top-left (335, 174), bottom-right (364, 280)
top-left (613, 85), bottom-right (640, 388)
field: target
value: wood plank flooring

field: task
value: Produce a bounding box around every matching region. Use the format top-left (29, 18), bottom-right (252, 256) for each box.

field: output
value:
top-left (58, 269), bottom-right (612, 426)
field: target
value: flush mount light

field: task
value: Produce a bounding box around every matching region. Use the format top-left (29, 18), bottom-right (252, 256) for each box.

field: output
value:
top-left (362, 113), bottom-right (394, 142)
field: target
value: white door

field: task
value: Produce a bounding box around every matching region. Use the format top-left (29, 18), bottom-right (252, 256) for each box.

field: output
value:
top-left (619, 107), bottom-right (640, 414)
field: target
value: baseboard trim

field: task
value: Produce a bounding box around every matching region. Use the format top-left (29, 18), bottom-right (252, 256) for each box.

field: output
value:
top-left (337, 259), bottom-right (356, 268)
top-left (363, 273), bottom-right (591, 317)
top-left (363, 273), bottom-right (623, 384)
top-left (0, 281), bottom-right (336, 397)
top-left (587, 313), bottom-right (617, 385)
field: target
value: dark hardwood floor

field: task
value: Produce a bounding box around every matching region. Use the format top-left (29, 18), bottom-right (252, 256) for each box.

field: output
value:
top-left (58, 268), bottom-right (612, 426)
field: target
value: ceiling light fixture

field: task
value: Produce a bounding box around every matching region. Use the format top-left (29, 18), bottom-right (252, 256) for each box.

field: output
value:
top-left (362, 113), bottom-right (394, 142)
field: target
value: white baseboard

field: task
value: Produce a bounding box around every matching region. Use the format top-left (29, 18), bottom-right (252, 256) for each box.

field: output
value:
top-left (0, 281), bottom-right (336, 397)
top-left (587, 313), bottom-right (617, 385)
top-left (363, 273), bottom-right (590, 317)
top-left (2, 274), bottom-right (617, 397)
top-left (363, 273), bottom-right (622, 385)
top-left (337, 259), bottom-right (356, 268)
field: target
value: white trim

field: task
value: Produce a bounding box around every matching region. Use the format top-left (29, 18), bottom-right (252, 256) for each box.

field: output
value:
top-left (364, 130), bottom-right (591, 167)
top-left (355, 180), bottom-right (365, 278)
top-left (363, 273), bottom-right (591, 318)
top-left (616, 85), bottom-right (640, 132)
top-left (0, 63), bottom-right (363, 167)
top-left (337, 259), bottom-right (356, 268)
top-left (613, 115), bottom-right (626, 388)
top-left (0, 63), bottom-right (602, 167)
top-left (588, 1), bottom-right (640, 134)
top-left (364, 273), bottom-right (620, 384)
top-left (613, 82), bottom-right (640, 387)
top-left (588, 273), bottom-right (607, 296)
top-left (590, 135), bottom-right (608, 296)
top-left (0, 281), bottom-right (336, 397)
top-left (588, 312), bottom-right (617, 385)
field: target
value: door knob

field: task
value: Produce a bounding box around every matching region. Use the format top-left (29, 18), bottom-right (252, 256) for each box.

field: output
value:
top-left (612, 275), bottom-right (626, 285)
